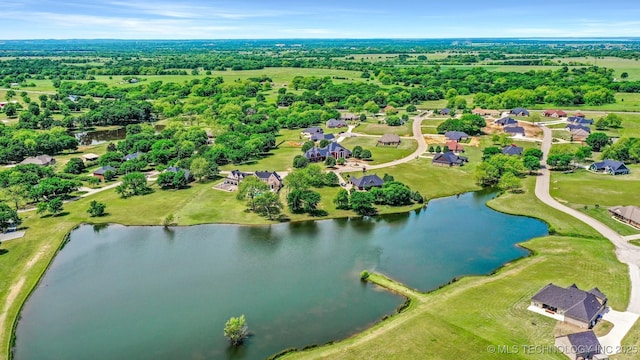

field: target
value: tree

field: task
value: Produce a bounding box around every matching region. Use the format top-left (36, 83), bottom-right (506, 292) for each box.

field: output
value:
top-left (301, 141), bottom-right (315, 153)
top-left (224, 315), bottom-right (249, 346)
top-left (574, 146), bottom-right (592, 161)
top-left (190, 157), bottom-right (217, 182)
top-left (523, 148), bottom-right (543, 160)
top-left (237, 176), bottom-right (270, 211)
top-left (621, 72), bottom-right (629, 79)
top-left (157, 172), bottom-right (175, 189)
top-left (324, 172), bottom-right (339, 186)
top-left (324, 156), bottom-right (336, 168)
top-left (383, 173), bottom-right (395, 182)
top-left (382, 182), bottom-right (413, 206)
top-left (482, 147), bottom-right (501, 160)
top-left (337, 157), bottom-right (346, 166)
top-left (103, 170), bottom-right (117, 181)
top-left (87, 200), bottom-right (106, 217)
top-left (406, 104), bottom-right (417, 113)
top-left (287, 189), bottom-right (321, 213)
top-left (253, 192), bottom-right (283, 220)
top-left (107, 142), bottom-right (117, 152)
top-left (498, 173), bottom-right (522, 193)
top-left (172, 171), bottom-right (188, 189)
top-left (63, 158), bottom-right (85, 174)
top-left (361, 149), bottom-right (372, 160)
top-left (47, 197), bottom-right (64, 215)
top-left (333, 189), bottom-right (350, 209)
top-left (605, 113), bottom-right (622, 128)
top-left (319, 139), bottom-right (331, 148)
top-left (585, 132), bottom-right (611, 152)
top-left (352, 146), bottom-right (363, 159)
top-left (428, 145), bottom-right (435, 153)
top-left (523, 155), bottom-right (541, 173)
top-left (0, 203), bottom-right (21, 232)
top-left (595, 117), bottom-right (609, 130)
top-left (4, 103), bottom-right (17, 117)
top-left (350, 191), bottom-right (376, 216)
top-left (283, 170), bottom-right (310, 192)
top-left (115, 172), bottom-right (152, 198)
top-left (293, 155), bottom-right (309, 169)
top-left (434, 145), bottom-right (442, 153)
top-left (386, 116), bottom-right (403, 126)
top-left (547, 153), bottom-right (574, 170)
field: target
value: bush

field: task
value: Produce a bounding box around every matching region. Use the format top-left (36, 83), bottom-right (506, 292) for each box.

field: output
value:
top-left (293, 155), bottom-right (309, 169)
top-left (360, 270), bottom-right (370, 280)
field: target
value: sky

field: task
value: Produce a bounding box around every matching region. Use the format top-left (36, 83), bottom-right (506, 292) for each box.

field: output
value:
top-left (2, 0), bottom-right (640, 40)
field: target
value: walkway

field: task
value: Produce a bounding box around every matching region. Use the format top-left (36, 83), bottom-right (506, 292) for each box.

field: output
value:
top-left (535, 125), bottom-right (640, 353)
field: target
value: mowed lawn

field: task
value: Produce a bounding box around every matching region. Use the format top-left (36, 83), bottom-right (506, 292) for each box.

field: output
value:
top-left (339, 137), bottom-right (417, 165)
top-left (355, 121), bottom-right (413, 136)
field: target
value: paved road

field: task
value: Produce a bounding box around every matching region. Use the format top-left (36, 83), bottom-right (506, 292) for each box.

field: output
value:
top-left (536, 125), bottom-right (640, 313)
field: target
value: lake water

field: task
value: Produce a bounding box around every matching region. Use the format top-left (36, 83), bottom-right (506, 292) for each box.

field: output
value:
top-left (14, 191), bottom-right (547, 360)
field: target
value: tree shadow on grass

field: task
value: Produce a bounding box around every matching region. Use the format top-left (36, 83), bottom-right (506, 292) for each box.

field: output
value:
top-left (0, 249), bottom-right (8, 256)
top-left (309, 209), bottom-right (328, 217)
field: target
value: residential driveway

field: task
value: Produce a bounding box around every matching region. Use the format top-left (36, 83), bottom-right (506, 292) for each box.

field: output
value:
top-left (598, 309), bottom-right (640, 355)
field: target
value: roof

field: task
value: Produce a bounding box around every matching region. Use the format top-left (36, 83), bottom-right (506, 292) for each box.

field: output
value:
top-left (326, 118), bottom-right (347, 127)
top-left (254, 171), bottom-right (282, 182)
top-left (510, 108), bottom-right (529, 115)
top-left (502, 145), bottom-right (523, 156)
top-left (304, 142), bottom-right (352, 159)
top-left (570, 128), bottom-right (591, 137)
top-left (123, 152), bottom-right (144, 161)
top-left (439, 108), bottom-right (451, 114)
top-left (341, 113), bottom-right (358, 120)
top-left (350, 174), bottom-right (384, 188)
top-left (444, 131), bottom-right (469, 141)
top-left (560, 331), bottom-right (602, 356)
top-left (20, 155), bottom-right (54, 166)
top-left (229, 169), bottom-right (251, 178)
top-left (609, 205), bottom-right (640, 224)
top-left (567, 116), bottom-right (594, 125)
top-left (432, 151), bottom-right (468, 165)
top-left (531, 283), bottom-right (607, 323)
top-left (93, 165), bottom-right (116, 175)
top-left (504, 126), bottom-right (525, 135)
top-left (494, 117), bottom-right (518, 126)
top-left (446, 140), bottom-right (464, 152)
top-left (379, 133), bottom-right (401, 144)
top-left (166, 166), bottom-right (191, 180)
top-left (566, 124), bottom-right (591, 133)
top-left (544, 109), bottom-right (567, 116)
top-left (591, 159), bottom-right (627, 171)
top-left (82, 153), bottom-right (100, 160)
top-left (302, 127), bottom-right (323, 134)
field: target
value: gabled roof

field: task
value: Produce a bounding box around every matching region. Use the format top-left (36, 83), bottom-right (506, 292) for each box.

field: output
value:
top-left (439, 108), bottom-right (451, 114)
top-left (93, 165), bottom-right (116, 175)
top-left (544, 109), bottom-right (567, 117)
top-left (350, 174), bottom-right (384, 188)
top-left (494, 117), bottom-right (518, 126)
top-left (510, 108), bottom-right (529, 116)
top-left (609, 205), bottom-right (640, 224)
top-left (560, 331), bottom-right (602, 357)
top-left (302, 127), bottom-right (323, 134)
top-left (166, 166), bottom-right (191, 180)
top-left (20, 155), bottom-right (54, 166)
top-left (123, 152), bottom-right (144, 161)
top-left (444, 131), bottom-right (469, 141)
top-left (229, 169), bottom-right (251, 179)
top-left (531, 283), bottom-right (606, 323)
top-left (341, 113), bottom-right (358, 120)
top-left (591, 159), bottom-right (627, 171)
top-left (502, 145), bottom-right (523, 156)
top-left (255, 171), bottom-right (282, 182)
top-left (566, 124), bottom-right (591, 132)
top-left (432, 151), bottom-right (468, 165)
top-left (446, 140), bottom-right (464, 152)
top-left (326, 118), bottom-right (347, 127)
top-left (570, 128), bottom-right (591, 137)
top-left (567, 117), bottom-right (594, 125)
top-left (82, 153), bottom-right (100, 161)
top-left (504, 126), bottom-right (525, 134)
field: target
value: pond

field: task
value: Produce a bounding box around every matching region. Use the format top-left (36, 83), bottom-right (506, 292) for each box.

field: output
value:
top-left (73, 124), bottom-right (166, 146)
top-left (14, 191), bottom-right (547, 360)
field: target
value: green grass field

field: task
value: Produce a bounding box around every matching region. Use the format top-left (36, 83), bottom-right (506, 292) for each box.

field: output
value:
top-left (550, 167), bottom-right (640, 207)
top-left (339, 137), bottom-right (417, 165)
top-left (355, 121), bottom-right (413, 136)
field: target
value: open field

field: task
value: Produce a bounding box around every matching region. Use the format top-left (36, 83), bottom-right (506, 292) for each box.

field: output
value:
top-left (550, 167), bottom-right (640, 207)
top-left (339, 137), bottom-right (417, 165)
top-left (355, 121), bottom-right (413, 136)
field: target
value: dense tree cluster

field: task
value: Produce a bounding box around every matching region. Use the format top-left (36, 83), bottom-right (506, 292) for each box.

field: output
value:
top-left (0, 126), bottom-right (78, 164)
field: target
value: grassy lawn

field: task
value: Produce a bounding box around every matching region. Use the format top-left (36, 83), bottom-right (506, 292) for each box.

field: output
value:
top-left (339, 137), bottom-right (417, 165)
top-left (603, 113), bottom-right (640, 138)
top-left (550, 168), bottom-right (640, 207)
top-left (582, 207), bottom-right (640, 236)
top-left (355, 121), bottom-right (413, 136)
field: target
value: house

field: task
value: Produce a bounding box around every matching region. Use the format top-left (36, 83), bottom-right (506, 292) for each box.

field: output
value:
top-left (574, 112), bottom-right (586, 118)
top-left (68, 95), bottom-right (79, 102)
top-left (446, 140), bottom-right (464, 153)
top-left (609, 205), bottom-right (640, 228)
top-left (224, 170), bottom-right (252, 186)
top-left (555, 331), bottom-right (604, 360)
top-left (19, 155), bottom-right (55, 166)
top-left (504, 126), bottom-right (525, 137)
top-left (439, 108), bottom-right (451, 116)
top-left (255, 171), bottom-right (283, 191)
top-left (570, 128), bottom-right (591, 141)
top-left (10, 83), bottom-right (19, 87)
top-left (510, 108), bottom-right (529, 116)
top-left (568, 117), bottom-right (594, 125)
top-left (350, 174), bottom-right (384, 190)
top-left (301, 127), bottom-right (323, 136)
top-left (502, 144), bottom-right (523, 156)
top-left (444, 131), bottom-right (469, 142)
top-left (326, 118), bottom-right (348, 128)
top-left (543, 110), bottom-right (567, 118)
top-left (432, 151), bottom-right (468, 167)
top-left (589, 160), bottom-right (630, 175)
top-left (166, 166), bottom-right (193, 182)
top-left (304, 142), bottom-right (352, 162)
top-left (81, 153), bottom-right (100, 162)
top-left (341, 113), bottom-right (359, 121)
top-left (123, 152), bottom-right (144, 161)
top-left (566, 124), bottom-right (592, 133)
top-left (93, 165), bottom-right (116, 180)
top-left (494, 117), bottom-right (518, 127)
top-left (129, 78), bottom-right (139, 83)
top-left (530, 283), bottom-right (607, 329)
top-left (378, 133), bottom-right (401, 146)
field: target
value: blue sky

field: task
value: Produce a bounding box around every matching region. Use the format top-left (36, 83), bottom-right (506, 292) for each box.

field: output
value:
top-left (2, 0), bottom-right (640, 39)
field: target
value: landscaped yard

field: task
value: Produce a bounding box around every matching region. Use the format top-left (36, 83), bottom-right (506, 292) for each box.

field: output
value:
top-left (355, 121), bottom-right (413, 136)
top-left (339, 137), bottom-right (417, 165)
top-left (550, 167), bottom-right (640, 207)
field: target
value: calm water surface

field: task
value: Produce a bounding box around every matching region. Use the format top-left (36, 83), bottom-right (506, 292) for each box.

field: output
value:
top-left (14, 191), bottom-right (547, 360)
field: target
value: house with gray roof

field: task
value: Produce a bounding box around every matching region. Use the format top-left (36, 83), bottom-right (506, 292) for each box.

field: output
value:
top-left (301, 127), bottom-right (323, 136)
top-left (166, 166), bottom-right (193, 182)
top-left (510, 108), bottom-right (530, 116)
top-left (93, 165), bottom-right (116, 180)
top-left (123, 152), bottom-right (144, 161)
top-left (432, 151), bottom-right (468, 167)
top-left (341, 113), bottom-right (359, 121)
top-left (20, 155), bottom-right (55, 166)
top-left (254, 171), bottom-right (282, 191)
top-left (350, 174), bottom-right (385, 190)
top-left (568, 117), bottom-right (594, 125)
top-left (439, 108), bottom-right (451, 115)
top-left (609, 205), bottom-right (640, 228)
top-left (502, 144), bottom-right (523, 156)
top-left (378, 133), bottom-right (401, 146)
top-left (444, 131), bottom-right (469, 142)
top-left (326, 118), bottom-right (348, 128)
top-left (304, 142), bottom-right (352, 162)
top-left (555, 331), bottom-right (603, 360)
top-left (494, 117), bottom-right (518, 127)
top-left (530, 283), bottom-right (607, 329)
top-left (570, 127), bottom-right (591, 141)
top-left (504, 126), bottom-right (525, 137)
top-left (566, 124), bottom-right (592, 133)
top-left (225, 170), bottom-right (252, 186)
top-left (589, 159), bottom-right (630, 175)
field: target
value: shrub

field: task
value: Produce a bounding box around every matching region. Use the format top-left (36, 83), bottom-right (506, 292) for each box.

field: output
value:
top-left (360, 270), bottom-right (370, 280)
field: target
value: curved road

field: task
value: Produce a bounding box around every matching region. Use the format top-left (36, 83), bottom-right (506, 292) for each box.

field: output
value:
top-left (536, 125), bottom-right (640, 314)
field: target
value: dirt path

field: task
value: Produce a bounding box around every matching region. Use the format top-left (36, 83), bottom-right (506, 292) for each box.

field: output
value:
top-left (536, 126), bottom-right (640, 314)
